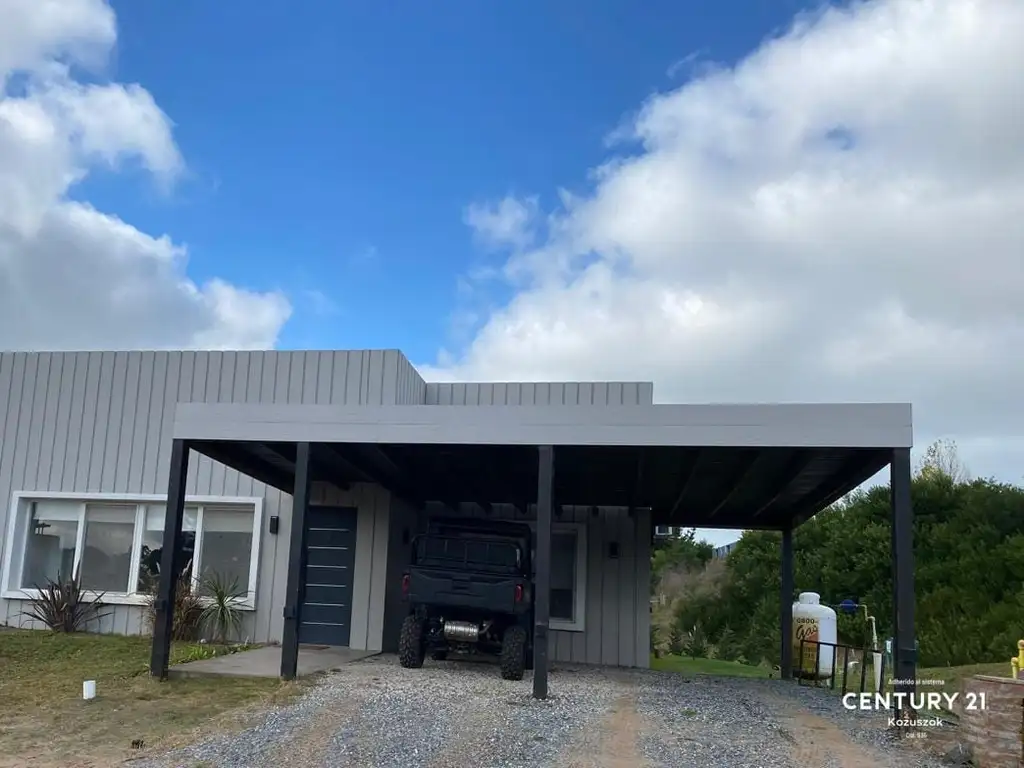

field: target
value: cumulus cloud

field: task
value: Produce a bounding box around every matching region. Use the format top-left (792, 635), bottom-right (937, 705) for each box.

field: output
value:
top-left (0, 0), bottom-right (290, 350)
top-left (464, 195), bottom-right (541, 251)
top-left (429, 0), bottom-right (1024, 492)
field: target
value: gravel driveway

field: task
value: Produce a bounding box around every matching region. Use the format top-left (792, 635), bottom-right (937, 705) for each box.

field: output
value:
top-left (132, 656), bottom-right (948, 768)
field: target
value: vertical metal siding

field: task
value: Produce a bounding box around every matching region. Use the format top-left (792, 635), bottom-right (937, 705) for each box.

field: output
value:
top-left (423, 381), bottom-right (654, 405)
top-left (0, 350), bottom-right (414, 641)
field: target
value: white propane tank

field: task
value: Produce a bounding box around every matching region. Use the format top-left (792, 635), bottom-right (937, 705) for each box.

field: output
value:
top-left (792, 592), bottom-right (837, 680)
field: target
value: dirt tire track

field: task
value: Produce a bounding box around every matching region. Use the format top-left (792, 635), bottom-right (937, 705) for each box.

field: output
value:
top-left (557, 693), bottom-right (650, 768)
top-left (762, 688), bottom-right (920, 768)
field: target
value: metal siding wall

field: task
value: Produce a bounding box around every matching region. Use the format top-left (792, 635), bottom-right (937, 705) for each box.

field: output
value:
top-left (423, 381), bottom-right (653, 406)
top-left (394, 353), bottom-right (426, 405)
top-left (0, 350), bottom-right (416, 641)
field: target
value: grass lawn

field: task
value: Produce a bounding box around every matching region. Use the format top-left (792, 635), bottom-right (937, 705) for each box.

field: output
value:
top-left (0, 629), bottom-right (304, 768)
top-left (651, 654), bottom-right (773, 678)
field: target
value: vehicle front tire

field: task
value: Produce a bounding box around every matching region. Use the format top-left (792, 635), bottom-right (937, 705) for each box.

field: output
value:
top-left (500, 624), bottom-right (527, 680)
top-left (399, 615), bottom-right (425, 669)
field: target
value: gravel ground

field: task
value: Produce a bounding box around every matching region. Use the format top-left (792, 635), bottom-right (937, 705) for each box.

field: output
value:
top-left (130, 656), bottom-right (950, 768)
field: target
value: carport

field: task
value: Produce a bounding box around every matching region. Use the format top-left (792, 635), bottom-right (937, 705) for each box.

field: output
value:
top-left (148, 402), bottom-right (916, 701)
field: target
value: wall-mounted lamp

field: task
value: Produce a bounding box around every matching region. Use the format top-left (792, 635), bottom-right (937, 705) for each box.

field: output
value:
top-left (608, 542), bottom-right (619, 559)
top-left (268, 516), bottom-right (280, 535)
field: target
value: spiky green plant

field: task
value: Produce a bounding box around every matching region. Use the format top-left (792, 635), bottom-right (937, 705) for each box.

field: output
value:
top-left (199, 571), bottom-right (247, 644)
top-left (22, 571), bottom-right (108, 632)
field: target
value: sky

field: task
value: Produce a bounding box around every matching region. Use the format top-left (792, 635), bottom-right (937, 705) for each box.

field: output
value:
top-left (2, 0), bottom-right (1023, 547)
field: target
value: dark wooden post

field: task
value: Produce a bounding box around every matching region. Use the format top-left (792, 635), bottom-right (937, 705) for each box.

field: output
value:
top-left (280, 441), bottom-right (312, 680)
top-left (150, 438), bottom-right (190, 679)
top-left (533, 445), bottom-right (554, 699)
top-left (780, 525), bottom-right (794, 679)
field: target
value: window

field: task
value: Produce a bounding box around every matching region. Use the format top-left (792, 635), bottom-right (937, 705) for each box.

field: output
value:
top-left (20, 501), bottom-right (79, 589)
top-left (2, 494), bottom-right (262, 607)
top-left (137, 504), bottom-right (198, 594)
top-left (80, 505), bottom-right (136, 592)
top-left (196, 508), bottom-right (255, 596)
top-left (529, 523), bottom-right (587, 632)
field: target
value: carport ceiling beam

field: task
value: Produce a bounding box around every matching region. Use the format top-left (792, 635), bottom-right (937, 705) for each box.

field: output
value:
top-left (628, 448), bottom-right (645, 517)
top-left (705, 451), bottom-right (762, 521)
top-left (307, 444), bottom-right (376, 487)
top-left (330, 444), bottom-right (425, 506)
top-left (748, 450), bottom-right (817, 522)
top-left (666, 450), bottom-right (701, 520)
top-left (352, 444), bottom-right (405, 481)
top-left (259, 443), bottom-right (353, 491)
top-left (788, 450), bottom-right (887, 529)
top-left (196, 441), bottom-right (295, 494)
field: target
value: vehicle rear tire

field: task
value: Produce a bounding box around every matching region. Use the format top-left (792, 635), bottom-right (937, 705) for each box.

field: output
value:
top-left (430, 650), bottom-right (448, 661)
top-left (500, 625), bottom-right (527, 680)
top-left (399, 615), bottom-right (425, 669)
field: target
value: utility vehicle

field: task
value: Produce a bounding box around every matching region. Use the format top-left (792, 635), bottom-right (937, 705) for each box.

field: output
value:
top-left (397, 517), bottom-right (534, 680)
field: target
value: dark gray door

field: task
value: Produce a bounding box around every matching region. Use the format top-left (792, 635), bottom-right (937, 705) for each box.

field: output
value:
top-left (299, 506), bottom-right (357, 646)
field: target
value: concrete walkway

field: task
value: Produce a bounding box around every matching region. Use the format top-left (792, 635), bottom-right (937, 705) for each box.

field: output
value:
top-left (170, 645), bottom-right (378, 679)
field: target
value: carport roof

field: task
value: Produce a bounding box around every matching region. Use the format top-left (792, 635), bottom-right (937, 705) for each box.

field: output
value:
top-left (175, 402), bottom-right (911, 530)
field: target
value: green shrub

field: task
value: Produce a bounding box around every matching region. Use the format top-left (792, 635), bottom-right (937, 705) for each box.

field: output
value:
top-left (21, 571), bottom-right (107, 632)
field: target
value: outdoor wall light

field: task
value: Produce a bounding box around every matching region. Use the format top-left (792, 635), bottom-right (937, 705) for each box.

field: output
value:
top-left (608, 542), bottom-right (619, 559)
top-left (269, 516), bottom-right (280, 535)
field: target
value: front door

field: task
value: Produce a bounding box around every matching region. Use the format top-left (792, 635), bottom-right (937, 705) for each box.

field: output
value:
top-left (299, 506), bottom-right (357, 646)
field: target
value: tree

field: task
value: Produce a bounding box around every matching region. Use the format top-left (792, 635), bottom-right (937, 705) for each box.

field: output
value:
top-left (668, 624), bottom-right (685, 656)
top-left (660, 470), bottom-right (1024, 667)
top-left (917, 438), bottom-right (971, 483)
top-left (683, 621), bottom-right (709, 659)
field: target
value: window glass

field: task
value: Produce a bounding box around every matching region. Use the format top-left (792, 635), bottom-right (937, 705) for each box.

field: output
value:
top-left (550, 531), bottom-right (577, 622)
top-left (79, 505), bottom-right (136, 593)
top-left (197, 508), bottom-right (254, 597)
top-left (20, 501), bottom-right (79, 589)
top-left (137, 505), bottom-right (197, 594)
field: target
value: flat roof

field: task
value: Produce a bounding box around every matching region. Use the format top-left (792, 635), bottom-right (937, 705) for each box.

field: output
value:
top-left (174, 402), bottom-right (912, 448)
top-left (177, 401), bottom-right (910, 530)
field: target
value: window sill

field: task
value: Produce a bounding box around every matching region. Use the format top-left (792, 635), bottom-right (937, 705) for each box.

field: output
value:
top-left (550, 619), bottom-right (585, 633)
top-left (2, 590), bottom-right (256, 611)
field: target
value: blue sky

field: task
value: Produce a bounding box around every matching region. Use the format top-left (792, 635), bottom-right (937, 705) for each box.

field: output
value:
top-left (87, 0), bottom-right (803, 358)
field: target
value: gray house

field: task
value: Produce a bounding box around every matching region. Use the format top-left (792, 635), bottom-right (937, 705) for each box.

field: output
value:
top-left (0, 349), bottom-right (919, 700)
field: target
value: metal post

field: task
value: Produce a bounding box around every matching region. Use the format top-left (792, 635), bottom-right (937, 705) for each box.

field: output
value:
top-left (533, 445), bottom-right (554, 700)
top-left (890, 447), bottom-right (916, 711)
top-left (280, 441), bottom-right (312, 680)
top-left (150, 439), bottom-right (190, 679)
top-left (780, 526), bottom-right (794, 679)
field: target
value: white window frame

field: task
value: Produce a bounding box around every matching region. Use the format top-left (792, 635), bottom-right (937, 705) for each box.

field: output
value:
top-left (1, 492), bottom-right (263, 610)
top-left (527, 521), bottom-right (587, 633)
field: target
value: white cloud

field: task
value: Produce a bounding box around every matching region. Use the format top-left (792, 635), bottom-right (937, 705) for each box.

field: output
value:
top-left (0, 0), bottom-right (290, 350)
top-left (428, 0), bottom-right (1024, 509)
top-left (464, 195), bottom-right (540, 250)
